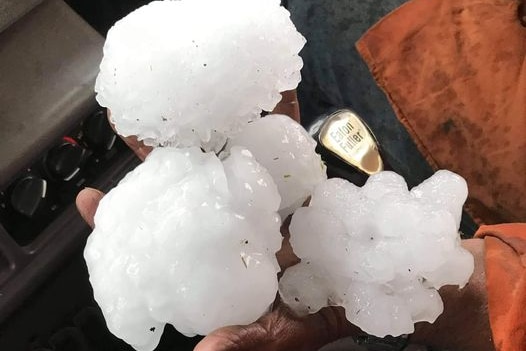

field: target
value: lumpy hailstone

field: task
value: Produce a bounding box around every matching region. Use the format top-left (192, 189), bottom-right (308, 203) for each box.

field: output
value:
top-left (228, 114), bottom-right (327, 217)
top-left (279, 170), bottom-right (474, 337)
top-left (85, 147), bottom-right (282, 351)
top-left (95, 0), bottom-right (305, 150)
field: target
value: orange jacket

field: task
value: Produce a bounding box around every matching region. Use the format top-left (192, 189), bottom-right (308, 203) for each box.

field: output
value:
top-left (476, 224), bottom-right (526, 350)
top-left (356, 0), bottom-right (526, 349)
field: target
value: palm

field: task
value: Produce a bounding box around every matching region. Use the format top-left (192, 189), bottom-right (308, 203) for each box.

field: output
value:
top-left (194, 302), bottom-right (355, 351)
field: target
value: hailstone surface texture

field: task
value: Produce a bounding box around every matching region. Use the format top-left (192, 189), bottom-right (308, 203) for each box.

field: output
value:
top-left (279, 170), bottom-right (474, 337)
top-left (95, 0), bottom-right (306, 150)
top-left (85, 147), bottom-right (283, 351)
top-left (227, 114), bottom-right (327, 217)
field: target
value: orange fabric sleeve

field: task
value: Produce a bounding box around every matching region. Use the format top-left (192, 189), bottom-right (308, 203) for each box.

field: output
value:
top-left (356, 0), bottom-right (526, 225)
top-left (475, 224), bottom-right (526, 351)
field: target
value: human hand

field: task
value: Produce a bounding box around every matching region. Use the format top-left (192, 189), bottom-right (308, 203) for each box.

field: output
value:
top-left (77, 89), bottom-right (301, 222)
top-left (77, 194), bottom-right (358, 351)
top-left (192, 301), bottom-right (356, 351)
top-left (76, 90), bottom-right (360, 350)
top-left (78, 189), bottom-right (358, 351)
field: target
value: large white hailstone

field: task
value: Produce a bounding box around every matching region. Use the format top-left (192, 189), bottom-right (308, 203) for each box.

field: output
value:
top-left (85, 147), bottom-right (283, 351)
top-left (95, 0), bottom-right (306, 150)
top-left (279, 170), bottom-right (474, 337)
top-left (227, 114), bottom-right (327, 217)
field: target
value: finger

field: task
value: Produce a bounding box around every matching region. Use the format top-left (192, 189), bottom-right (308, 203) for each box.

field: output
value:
top-left (76, 187), bottom-right (105, 228)
top-left (259, 304), bottom-right (360, 351)
top-left (120, 134), bottom-right (154, 161)
top-left (107, 109), bottom-right (153, 161)
top-left (276, 216), bottom-right (300, 273)
top-left (276, 197), bottom-right (311, 272)
top-left (272, 90), bottom-right (301, 123)
top-left (194, 305), bottom-right (360, 351)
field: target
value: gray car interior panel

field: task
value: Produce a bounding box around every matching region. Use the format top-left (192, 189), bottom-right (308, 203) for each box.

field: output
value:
top-left (0, 0), bottom-right (102, 188)
top-left (0, 0), bottom-right (43, 32)
top-left (0, 0), bottom-right (104, 319)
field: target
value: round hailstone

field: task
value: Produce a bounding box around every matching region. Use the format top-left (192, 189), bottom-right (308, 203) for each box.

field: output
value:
top-left (95, 0), bottom-right (306, 150)
top-left (85, 147), bottom-right (282, 351)
top-left (279, 170), bottom-right (474, 337)
top-left (227, 114), bottom-right (327, 217)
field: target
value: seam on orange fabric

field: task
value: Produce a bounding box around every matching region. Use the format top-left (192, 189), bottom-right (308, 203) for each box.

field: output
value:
top-left (483, 236), bottom-right (526, 350)
top-left (475, 224), bottom-right (526, 267)
top-left (479, 232), bottom-right (523, 261)
top-left (482, 236), bottom-right (502, 351)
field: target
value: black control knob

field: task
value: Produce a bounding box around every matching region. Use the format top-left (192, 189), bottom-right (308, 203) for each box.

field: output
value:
top-left (82, 110), bottom-right (117, 152)
top-left (45, 140), bottom-right (85, 181)
top-left (10, 175), bottom-right (47, 217)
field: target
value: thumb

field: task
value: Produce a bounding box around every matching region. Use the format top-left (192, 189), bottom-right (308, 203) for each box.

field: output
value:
top-left (76, 187), bottom-right (105, 228)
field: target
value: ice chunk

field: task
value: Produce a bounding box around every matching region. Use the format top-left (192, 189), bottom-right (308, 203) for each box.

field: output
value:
top-left (411, 170), bottom-right (468, 228)
top-left (227, 115), bottom-right (327, 217)
top-left (361, 171), bottom-right (408, 200)
top-left (279, 262), bottom-right (348, 316)
top-left (85, 147), bottom-right (282, 351)
top-left (95, 0), bottom-right (306, 150)
top-left (343, 281), bottom-right (414, 337)
top-left (280, 170), bottom-right (474, 337)
top-left (289, 207), bottom-right (355, 277)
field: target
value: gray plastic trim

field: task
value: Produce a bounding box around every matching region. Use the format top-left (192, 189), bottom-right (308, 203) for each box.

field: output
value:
top-left (0, 0), bottom-right (44, 33)
top-left (0, 0), bottom-right (104, 188)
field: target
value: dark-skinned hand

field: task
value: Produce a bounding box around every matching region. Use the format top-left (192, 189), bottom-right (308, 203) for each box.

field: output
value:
top-left (76, 90), bottom-right (361, 351)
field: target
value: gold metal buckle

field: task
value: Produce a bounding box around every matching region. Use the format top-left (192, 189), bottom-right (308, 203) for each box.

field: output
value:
top-left (318, 109), bottom-right (383, 175)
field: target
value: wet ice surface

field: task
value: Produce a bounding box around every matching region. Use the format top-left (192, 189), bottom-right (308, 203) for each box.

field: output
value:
top-left (95, 0), bottom-right (305, 150)
top-left (227, 114), bottom-right (327, 217)
top-left (85, 114), bottom-right (327, 350)
top-left (89, 0), bottom-right (475, 347)
top-left (279, 171), bottom-right (474, 337)
top-left (88, 0), bottom-right (313, 349)
top-left (85, 147), bottom-right (283, 351)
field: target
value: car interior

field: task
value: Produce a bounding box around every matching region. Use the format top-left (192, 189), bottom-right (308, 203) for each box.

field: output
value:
top-left (0, 1), bottom-right (203, 349)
